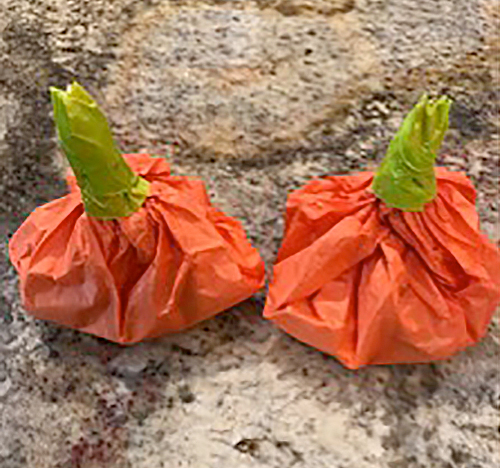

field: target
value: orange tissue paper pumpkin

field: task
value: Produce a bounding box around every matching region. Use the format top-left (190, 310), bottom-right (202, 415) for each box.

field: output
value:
top-left (8, 82), bottom-right (265, 343)
top-left (264, 95), bottom-right (500, 369)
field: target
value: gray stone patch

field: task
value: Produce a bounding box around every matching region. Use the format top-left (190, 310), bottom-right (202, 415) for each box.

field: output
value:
top-left (106, 5), bottom-right (379, 158)
top-left (106, 0), bottom-right (488, 159)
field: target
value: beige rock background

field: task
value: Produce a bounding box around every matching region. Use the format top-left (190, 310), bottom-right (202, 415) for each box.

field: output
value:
top-left (0, 0), bottom-right (499, 467)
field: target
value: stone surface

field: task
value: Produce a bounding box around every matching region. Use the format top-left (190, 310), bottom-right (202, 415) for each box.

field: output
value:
top-left (104, 0), bottom-right (490, 159)
top-left (105, 2), bottom-right (379, 159)
top-left (0, 0), bottom-right (499, 467)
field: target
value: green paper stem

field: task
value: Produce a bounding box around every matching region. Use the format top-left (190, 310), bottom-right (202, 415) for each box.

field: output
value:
top-left (50, 82), bottom-right (150, 220)
top-left (372, 94), bottom-right (452, 212)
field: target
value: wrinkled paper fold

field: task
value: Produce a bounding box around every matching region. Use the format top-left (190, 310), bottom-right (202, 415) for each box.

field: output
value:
top-left (264, 169), bottom-right (500, 369)
top-left (10, 154), bottom-right (265, 343)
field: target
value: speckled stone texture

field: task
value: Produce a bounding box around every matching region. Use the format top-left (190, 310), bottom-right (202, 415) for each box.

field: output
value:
top-left (0, 0), bottom-right (499, 467)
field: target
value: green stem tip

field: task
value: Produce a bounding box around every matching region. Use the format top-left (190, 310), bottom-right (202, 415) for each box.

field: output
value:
top-left (372, 94), bottom-right (452, 212)
top-left (50, 82), bottom-right (150, 219)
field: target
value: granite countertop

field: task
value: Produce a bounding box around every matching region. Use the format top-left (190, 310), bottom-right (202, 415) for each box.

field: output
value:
top-left (0, 0), bottom-right (499, 466)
